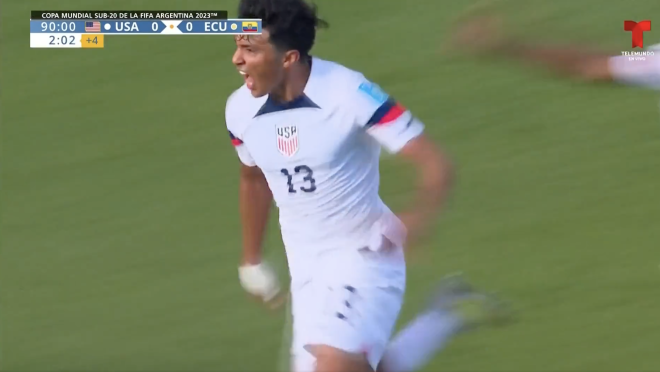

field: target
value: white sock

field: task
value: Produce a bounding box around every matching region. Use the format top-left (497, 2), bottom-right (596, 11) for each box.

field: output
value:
top-left (380, 311), bottom-right (463, 372)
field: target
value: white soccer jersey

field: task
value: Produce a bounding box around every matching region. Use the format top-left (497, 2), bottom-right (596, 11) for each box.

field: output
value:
top-left (225, 57), bottom-right (424, 282)
top-left (608, 43), bottom-right (660, 89)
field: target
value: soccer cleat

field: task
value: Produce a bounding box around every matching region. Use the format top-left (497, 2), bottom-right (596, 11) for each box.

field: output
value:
top-left (428, 272), bottom-right (513, 330)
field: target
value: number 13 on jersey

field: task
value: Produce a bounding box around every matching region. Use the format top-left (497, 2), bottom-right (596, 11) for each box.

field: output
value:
top-left (281, 165), bottom-right (316, 193)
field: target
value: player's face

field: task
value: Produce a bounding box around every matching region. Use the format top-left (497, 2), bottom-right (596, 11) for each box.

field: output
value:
top-left (233, 31), bottom-right (285, 98)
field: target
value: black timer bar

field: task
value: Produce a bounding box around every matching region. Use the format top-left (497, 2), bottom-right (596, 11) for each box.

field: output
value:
top-left (31, 10), bottom-right (228, 20)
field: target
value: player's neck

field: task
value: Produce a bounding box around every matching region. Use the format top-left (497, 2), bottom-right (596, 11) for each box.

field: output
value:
top-left (270, 59), bottom-right (312, 103)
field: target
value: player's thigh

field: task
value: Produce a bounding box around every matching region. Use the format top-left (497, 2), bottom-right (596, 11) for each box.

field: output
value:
top-left (290, 280), bottom-right (404, 371)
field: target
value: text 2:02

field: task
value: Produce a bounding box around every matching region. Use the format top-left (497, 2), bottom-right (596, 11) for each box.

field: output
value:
top-left (50, 36), bottom-right (76, 45)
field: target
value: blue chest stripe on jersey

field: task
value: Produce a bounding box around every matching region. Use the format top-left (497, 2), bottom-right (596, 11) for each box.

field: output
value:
top-left (254, 94), bottom-right (321, 117)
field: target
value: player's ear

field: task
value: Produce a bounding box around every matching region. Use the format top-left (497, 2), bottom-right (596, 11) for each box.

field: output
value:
top-left (282, 50), bottom-right (301, 68)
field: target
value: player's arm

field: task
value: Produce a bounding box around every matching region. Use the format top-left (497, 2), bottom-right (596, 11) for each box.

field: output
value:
top-left (238, 163), bottom-right (272, 265)
top-left (227, 124), bottom-right (280, 304)
top-left (485, 42), bottom-right (660, 89)
top-left (396, 134), bottom-right (453, 245)
top-left (227, 128), bottom-right (271, 264)
top-left (452, 15), bottom-right (660, 85)
top-left (492, 43), bottom-right (614, 81)
top-left (352, 80), bottom-right (453, 246)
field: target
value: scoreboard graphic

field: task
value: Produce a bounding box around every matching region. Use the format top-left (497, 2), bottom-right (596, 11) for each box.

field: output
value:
top-left (29, 10), bottom-right (262, 49)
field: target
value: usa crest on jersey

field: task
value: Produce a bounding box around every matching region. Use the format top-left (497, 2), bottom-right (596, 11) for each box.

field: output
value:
top-left (276, 124), bottom-right (299, 157)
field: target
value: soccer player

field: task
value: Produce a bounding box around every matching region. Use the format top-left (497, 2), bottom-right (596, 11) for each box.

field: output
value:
top-left (450, 14), bottom-right (660, 90)
top-left (226, 1), bottom-right (507, 371)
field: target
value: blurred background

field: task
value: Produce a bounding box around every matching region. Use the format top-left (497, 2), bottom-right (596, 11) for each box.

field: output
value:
top-left (2, 0), bottom-right (660, 370)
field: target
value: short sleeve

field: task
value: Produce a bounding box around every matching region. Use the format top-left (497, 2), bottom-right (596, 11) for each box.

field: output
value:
top-left (351, 78), bottom-right (425, 153)
top-left (608, 54), bottom-right (660, 90)
top-left (227, 130), bottom-right (256, 166)
top-left (225, 97), bottom-right (256, 167)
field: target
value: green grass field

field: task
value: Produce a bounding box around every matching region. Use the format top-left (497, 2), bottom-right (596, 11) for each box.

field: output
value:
top-left (3, 0), bottom-right (660, 370)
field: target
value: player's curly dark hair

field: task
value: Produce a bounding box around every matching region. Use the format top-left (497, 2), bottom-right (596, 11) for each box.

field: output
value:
top-left (238, 0), bottom-right (328, 59)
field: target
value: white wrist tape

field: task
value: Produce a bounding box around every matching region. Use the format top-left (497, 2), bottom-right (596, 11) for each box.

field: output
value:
top-left (238, 262), bottom-right (280, 302)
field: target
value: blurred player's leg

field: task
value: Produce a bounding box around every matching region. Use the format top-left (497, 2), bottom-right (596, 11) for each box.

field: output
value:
top-left (378, 311), bottom-right (461, 372)
top-left (378, 275), bottom-right (511, 372)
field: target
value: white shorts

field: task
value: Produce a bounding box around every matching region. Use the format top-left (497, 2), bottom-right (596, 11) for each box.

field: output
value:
top-left (289, 246), bottom-right (406, 372)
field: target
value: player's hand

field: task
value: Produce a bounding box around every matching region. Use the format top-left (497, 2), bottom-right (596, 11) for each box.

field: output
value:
top-left (238, 261), bottom-right (282, 307)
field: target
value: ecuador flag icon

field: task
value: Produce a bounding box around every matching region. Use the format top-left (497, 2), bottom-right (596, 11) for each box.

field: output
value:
top-left (242, 21), bottom-right (258, 32)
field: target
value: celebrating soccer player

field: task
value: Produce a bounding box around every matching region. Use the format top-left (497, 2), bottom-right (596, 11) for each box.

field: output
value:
top-left (227, 1), bottom-right (510, 371)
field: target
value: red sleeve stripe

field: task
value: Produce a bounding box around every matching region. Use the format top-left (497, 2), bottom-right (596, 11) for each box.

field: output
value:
top-left (365, 98), bottom-right (406, 128)
top-left (228, 130), bottom-right (243, 146)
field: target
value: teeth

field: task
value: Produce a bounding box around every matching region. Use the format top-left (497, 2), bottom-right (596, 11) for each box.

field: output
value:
top-left (239, 71), bottom-right (247, 75)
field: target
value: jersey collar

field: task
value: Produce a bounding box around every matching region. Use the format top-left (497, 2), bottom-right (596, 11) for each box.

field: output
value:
top-left (254, 57), bottom-right (322, 117)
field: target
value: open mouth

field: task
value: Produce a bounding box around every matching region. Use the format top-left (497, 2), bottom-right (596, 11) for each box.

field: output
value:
top-left (239, 71), bottom-right (254, 90)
